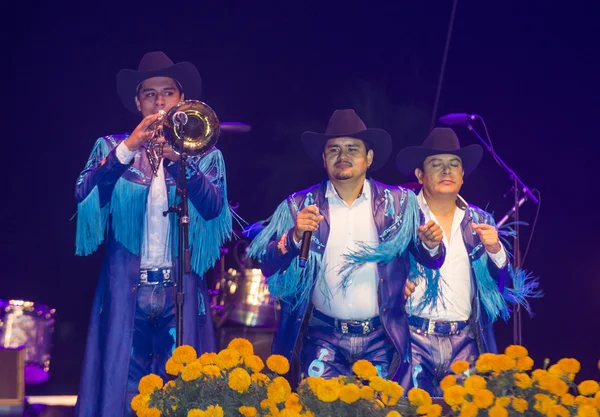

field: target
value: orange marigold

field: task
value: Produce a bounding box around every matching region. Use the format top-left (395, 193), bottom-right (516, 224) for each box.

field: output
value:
top-left (475, 353), bottom-right (497, 373)
top-left (578, 380), bottom-right (600, 396)
top-left (472, 389), bottom-right (495, 409)
top-left (251, 372), bottom-right (270, 386)
top-left (516, 356), bottom-right (534, 371)
top-left (227, 338), bottom-right (254, 357)
top-left (505, 345), bottom-right (528, 359)
top-left (216, 348), bottom-right (241, 369)
top-left (198, 352), bottom-right (218, 365)
top-left (266, 354), bottom-right (290, 374)
top-left (316, 379), bottom-right (341, 402)
top-left (352, 359), bottom-right (379, 380)
top-left (181, 362), bottom-right (203, 382)
top-left (238, 406), bottom-right (257, 417)
top-left (339, 383), bottom-right (361, 404)
top-left (489, 404), bottom-right (508, 417)
top-left (440, 374), bottom-right (457, 391)
top-left (512, 397), bottom-right (528, 413)
top-left (557, 358), bottom-right (581, 374)
top-left (204, 405), bottom-right (224, 417)
top-left (267, 376), bottom-right (292, 404)
top-left (443, 385), bottom-right (467, 409)
top-left (228, 367), bottom-right (252, 393)
top-left (451, 360), bottom-right (470, 374)
top-left (464, 375), bottom-right (487, 394)
top-left (171, 345), bottom-right (197, 365)
top-left (243, 355), bottom-right (265, 373)
top-left (138, 374), bottom-right (164, 395)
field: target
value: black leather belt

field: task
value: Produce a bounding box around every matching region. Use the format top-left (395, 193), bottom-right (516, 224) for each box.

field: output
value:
top-left (408, 315), bottom-right (468, 336)
top-left (313, 309), bottom-right (381, 335)
top-left (139, 268), bottom-right (173, 287)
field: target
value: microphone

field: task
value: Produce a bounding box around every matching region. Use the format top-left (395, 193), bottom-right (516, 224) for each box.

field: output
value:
top-left (438, 113), bottom-right (477, 126)
top-left (298, 231), bottom-right (312, 268)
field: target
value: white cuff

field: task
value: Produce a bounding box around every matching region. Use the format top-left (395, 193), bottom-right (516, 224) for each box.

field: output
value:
top-left (422, 241), bottom-right (440, 256)
top-left (487, 243), bottom-right (507, 268)
top-left (116, 141), bottom-right (137, 165)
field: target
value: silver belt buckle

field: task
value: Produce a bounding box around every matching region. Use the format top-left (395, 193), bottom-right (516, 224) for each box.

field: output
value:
top-left (361, 321), bottom-right (371, 335)
top-left (427, 319), bottom-right (436, 335)
top-left (341, 322), bottom-right (349, 334)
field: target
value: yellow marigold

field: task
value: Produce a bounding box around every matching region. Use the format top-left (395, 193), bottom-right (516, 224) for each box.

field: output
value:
top-left (514, 372), bottom-right (533, 390)
top-left (360, 385), bottom-right (375, 400)
top-left (163, 380), bottom-right (176, 390)
top-left (458, 402), bottom-right (478, 417)
top-left (532, 369), bottom-right (549, 382)
top-left (547, 404), bottom-right (570, 417)
top-left (228, 367), bottom-right (252, 393)
top-left (216, 348), bottom-right (241, 369)
top-left (472, 389), bottom-right (495, 409)
top-left (330, 384), bottom-right (354, 404)
top-left (464, 375), bottom-right (487, 394)
top-left (496, 397), bottom-right (511, 407)
top-left (260, 399), bottom-right (278, 412)
top-left (440, 374), bottom-right (456, 391)
top-left (512, 397), bottom-right (528, 413)
top-left (382, 381), bottom-right (404, 406)
top-left (138, 374), bottom-right (164, 395)
top-left (534, 393), bottom-right (556, 415)
top-left (251, 372), bottom-right (270, 386)
top-left (204, 405), bottom-right (224, 417)
top-left (188, 410), bottom-right (205, 417)
top-left (443, 385), bottom-right (467, 409)
top-left (516, 356), bottom-right (534, 371)
top-left (451, 360), bottom-right (470, 374)
top-left (352, 359), bottom-right (379, 380)
top-left (549, 364), bottom-right (565, 378)
top-left (316, 378), bottom-right (342, 402)
top-left (268, 376), bottom-right (292, 404)
top-left (475, 353), bottom-right (497, 373)
top-left (548, 377), bottom-right (569, 397)
top-left (198, 352), bottom-right (218, 365)
top-left (494, 354), bottom-right (517, 373)
top-left (227, 338), bottom-right (254, 357)
top-left (578, 380), bottom-right (600, 396)
top-left (427, 403), bottom-right (443, 417)
top-left (370, 376), bottom-right (389, 392)
top-left (408, 387), bottom-right (433, 412)
top-left (172, 345), bottom-right (197, 365)
top-left (557, 358), bottom-right (581, 374)
top-left (576, 405), bottom-right (599, 417)
top-left (596, 391), bottom-right (600, 409)
top-left (201, 365), bottom-right (222, 378)
top-left (131, 394), bottom-right (149, 412)
top-left (266, 354), bottom-right (290, 375)
top-left (304, 412), bottom-right (315, 417)
top-left (244, 355), bottom-right (265, 373)
top-left (505, 345), bottom-right (528, 359)
top-left (182, 362), bottom-right (203, 382)
top-left (284, 393), bottom-right (303, 413)
top-left (386, 412), bottom-right (401, 417)
top-left (576, 395), bottom-right (597, 407)
top-left (239, 406), bottom-right (257, 417)
top-left (561, 394), bottom-right (575, 406)
top-left (489, 404), bottom-right (508, 417)
top-left (166, 357), bottom-right (184, 376)
top-left (279, 410), bottom-right (302, 417)
top-left (138, 408), bottom-right (161, 417)
top-left (302, 376), bottom-right (321, 393)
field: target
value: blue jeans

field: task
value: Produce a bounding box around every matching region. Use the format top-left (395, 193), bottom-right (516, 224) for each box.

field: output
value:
top-left (125, 282), bottom-right (175, 415)
top-left (299, 315), bottom-right (395, 381)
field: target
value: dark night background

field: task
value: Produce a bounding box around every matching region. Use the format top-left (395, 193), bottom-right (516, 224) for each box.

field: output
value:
top-left (3, 1), bottom-right (599, 396)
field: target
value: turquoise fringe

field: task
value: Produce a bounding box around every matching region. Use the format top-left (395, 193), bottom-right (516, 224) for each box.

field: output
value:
top-left (247, 199), bottom-right (295, 260)
top-left (504, 266), bottom-right (543, 316)
top-left (110, 179), bottom-right (149, 255)
top-left (75, 187), bottom-right (109, 256)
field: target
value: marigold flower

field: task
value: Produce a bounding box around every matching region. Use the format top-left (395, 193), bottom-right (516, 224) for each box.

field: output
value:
top-left (408, 387), bottom-right (432, 413)
top-left (303, 376), bottom-right (321, 393)
top-left (595, 391), bottom-right (600, 408)
top-left (557, 357), bottom-right (581, 374)
top-left (138, 374), bottom-right (164, 395)
top-left (427, 403), bottom-right (443, 417)
top-left (244, 355), bottom-right (265, 373)
top-left (266, 354), bottom-right (290, 374)
top-left (548, 377), bottom-right (569, 397)
top-left (267, 376), bottom-right (292, 404)
top-left (382, 381), bottom-right (404, 406)
top-left (443, 385), bottom-right (467, 409)
top-left (370, 376), bottom-right (389, 392)
top-left (464, 375), bottom-right (487, 394)
top-left (228, 367), bottom-right (252, 393)
top-left (475, 353), bottom-right (497, 373)
top-left (316, 378), bottom-right (341, 402)
top-left (534, 393), bottom-right (556, 415)
top-left (198, 352), bottom-right (218, 365)
top-left (260, 399), bottom-right (277, 412)
top-left (561, 394), bottom-right (575, 406)
top-left (138, 408), bottom-right (161, 417)
top-left (472, 389), bottom-right (495, 409)
top-left (187, 409), bottom-right (205, 417)
top-left (279, 410), bottom-right (302, 417)
top-left (238, 406), bottom-right (257, 417)
top-left (578, 380), bottom-right (600, 396)
top-left (216, 348), bottom-right (241, 369)
top-left (505, 345), bottom-right (528, 359)
top-left (284, 393), bottom-right (303, 412)
top-left (577, 405), bottom-right (599, 417)
top-left (204, 405), bottom-right (224, 417)
top-left (227, 338), bottom-right (254, 357)
top-left (181, 362), bottom-right (203, 382)
top-left (201, 365), bottom-right (222, 378)
top-left (251, 372), bottom-right (270, 386)
top-left (339, 383), bottom-right (361, 404)
top-left (385, 412), bottom-right (401, 417)
top-left (512, 397), bottom-right (528, 413)
top-left (451, 360), bottom-right (470, 374)
top-left (575, 395), bottom-right (597, 407)
top-left (166, 357), bottom-right (184, 376)
top-left (488, 404), bottom-right (508, 417)
top-left (494, 354), bottom-right (517, 373)
top-left (547, 404), bottom-right (570, 417)
top-left (171, 345), bottom-right (197, 365)
top-left (496, 397), bottom-right (511, 407)
top-left (130, 394), bottom-right (149, 412)
top-left (352, 359), bottom-right (379, 380)
top-left (516, 356), bottom-right (534, 371)
top-left (458, 402), bottom-right (478, 417)
top-left (360, 385), bottom-right (374, 400)
top-left (440, 374), bottom-right (456, 391)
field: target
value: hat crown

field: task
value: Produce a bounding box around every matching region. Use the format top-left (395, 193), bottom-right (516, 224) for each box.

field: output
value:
top-left (324, 109), bottom-right (368, 136)
top-left (421, 127), bottom-right (462, 152)
top-left (137, 51), bottom-right (175, 72)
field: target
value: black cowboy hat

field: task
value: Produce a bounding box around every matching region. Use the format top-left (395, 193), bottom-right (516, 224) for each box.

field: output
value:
top-left (396, 127), bottom-right (483, 178)
top-left (300, 109), bottom-right (392, 171)
top-left (116, 51), bottom-right (202, 114)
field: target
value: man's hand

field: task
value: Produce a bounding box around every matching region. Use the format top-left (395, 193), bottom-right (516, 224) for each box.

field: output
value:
top-left (472, 223), bottom-right (501, 254)
top-left (404, 280), bottom-right (416, 301)
top-left (155, 137), bottom-right (180, 162)
top-left (123, 112), bottom-right (164, 152)
top-left (293, 205), bottom-right (324, 242)
top-left (418, 220), bottom-right (443, 249)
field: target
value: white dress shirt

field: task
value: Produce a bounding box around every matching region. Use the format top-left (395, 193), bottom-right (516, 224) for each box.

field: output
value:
top-left (407, 190), bottom-right (507, 321)
top-left (311, 180), bottom-right (380, 321)
top-left (116, 142), bottom-right (172, 269)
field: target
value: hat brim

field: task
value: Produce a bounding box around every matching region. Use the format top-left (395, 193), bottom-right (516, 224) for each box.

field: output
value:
top-left (395, 144), bottom-right (483, 178)
top-left (116, 61), bottom-right (202, 114)
top-left (300, 128), bottom-right (392, 171)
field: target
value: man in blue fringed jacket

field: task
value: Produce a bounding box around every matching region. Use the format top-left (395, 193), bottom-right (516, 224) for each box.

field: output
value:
top-left (73, 51), bottom-right (233, 416)
top-left (247, 109), bottom-right (445, 387)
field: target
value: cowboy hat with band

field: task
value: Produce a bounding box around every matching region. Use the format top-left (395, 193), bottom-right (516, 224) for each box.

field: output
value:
top-left (116, 51), bottom-right (202, 115)
top-left (301, 109), bottom-right (393, 171)
top-left (395, 127), bottom-right (483, 178)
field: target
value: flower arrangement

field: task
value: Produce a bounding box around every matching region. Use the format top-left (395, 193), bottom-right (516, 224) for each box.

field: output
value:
top-left (131, 339), bottom-right (600, 417)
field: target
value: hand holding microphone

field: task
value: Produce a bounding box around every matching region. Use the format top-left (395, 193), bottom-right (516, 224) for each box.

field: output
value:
top-left (294, 205), bottom-right (324, 268)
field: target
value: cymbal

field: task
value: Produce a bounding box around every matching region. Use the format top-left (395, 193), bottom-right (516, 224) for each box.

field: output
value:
top-left (220, 122), bottom-right (251, 134)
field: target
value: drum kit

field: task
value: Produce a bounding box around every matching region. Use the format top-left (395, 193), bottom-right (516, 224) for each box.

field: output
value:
top-left (0, 299), bottom-right (56, 386)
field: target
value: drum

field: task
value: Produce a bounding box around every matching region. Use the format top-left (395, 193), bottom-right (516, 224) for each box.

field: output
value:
top-left (211, 268), bottom-right (278, 328)
top-left (0, 299), bottom-right (56, 384)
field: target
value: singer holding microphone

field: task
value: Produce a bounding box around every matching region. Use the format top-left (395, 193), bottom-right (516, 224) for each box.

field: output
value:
top-left (247, 109), bottom-right (445, 386)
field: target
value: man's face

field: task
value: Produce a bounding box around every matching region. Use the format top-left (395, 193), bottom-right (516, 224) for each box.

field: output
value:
top-left (134, 76), bottom-right (183, 117)
top-left (322, 137), bottom-right (373, 181)
top-left (416, 154), bottom-right (464, 197)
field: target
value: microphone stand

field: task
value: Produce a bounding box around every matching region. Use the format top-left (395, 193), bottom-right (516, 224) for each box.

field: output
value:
top-left (465, 119), bottom-right (538, 346)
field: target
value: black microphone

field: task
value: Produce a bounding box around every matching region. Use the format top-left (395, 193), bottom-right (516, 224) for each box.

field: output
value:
top-left (438, 113), bottom-right (477, 126)
top-left (298, 231), bottom-right (312, 268)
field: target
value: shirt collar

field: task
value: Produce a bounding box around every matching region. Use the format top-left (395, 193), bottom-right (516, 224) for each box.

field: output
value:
top-left (326, 179), bottom-right (371, 203)
top-left (417, 189), bottom-right (468, 215)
